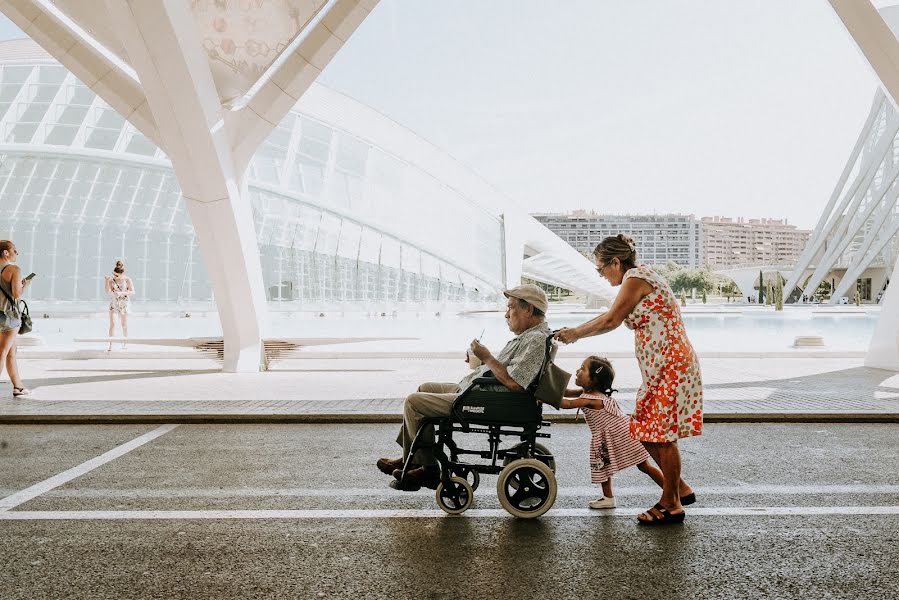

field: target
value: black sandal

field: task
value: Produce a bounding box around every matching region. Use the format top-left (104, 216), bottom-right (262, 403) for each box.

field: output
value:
top-left (637, 503), bottom-right (686, 526)
top-left (680, 492), bottom-right (696, 506)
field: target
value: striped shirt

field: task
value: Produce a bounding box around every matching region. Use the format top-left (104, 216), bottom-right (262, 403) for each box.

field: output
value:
top-left (582, 392), bottom-right (650, 483)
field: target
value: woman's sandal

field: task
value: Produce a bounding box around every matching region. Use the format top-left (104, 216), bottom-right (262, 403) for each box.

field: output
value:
top-left (637, 503), bottom-right (686, 526)
top-left (12, 387), bottom-right (30, 397)
top-left (681, 492), bottom-right (697, 506)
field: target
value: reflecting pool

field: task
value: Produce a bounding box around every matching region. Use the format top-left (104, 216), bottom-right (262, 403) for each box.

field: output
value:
top-left (25, 306), bottom-right (879, 354)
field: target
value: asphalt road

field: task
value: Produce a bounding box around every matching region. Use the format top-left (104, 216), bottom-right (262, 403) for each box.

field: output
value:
top-left (0, 423), bottom-right (897, 599)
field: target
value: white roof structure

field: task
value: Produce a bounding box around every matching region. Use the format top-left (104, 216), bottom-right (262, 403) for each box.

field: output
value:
top-left (0, 2), bottom-right (611, 371)
top-left (0, 0), bottom-right (380, 371)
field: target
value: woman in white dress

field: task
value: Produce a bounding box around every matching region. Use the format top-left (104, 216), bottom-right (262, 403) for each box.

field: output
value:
top-left (105, 260), bottom-right (134, 351)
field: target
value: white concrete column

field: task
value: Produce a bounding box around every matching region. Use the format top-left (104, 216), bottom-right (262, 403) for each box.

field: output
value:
top-left (831, 0), bottom-right (899, 369)
top-left (866, 257), bottom-right (899, 368)
top-left (103, 0), bottom-right (267, 371)
top-left (185, 187), bottom-right (266, 372)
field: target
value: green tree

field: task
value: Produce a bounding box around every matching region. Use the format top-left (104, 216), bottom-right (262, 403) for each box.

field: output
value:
top-left (653, 260), bottom-right (683, 282)
top-left (757, 270), bottom-right (764, 304)
top-left (669, 267), bottom-right (716, 295)
top-left (717, 275), bottom-right (739, 299)
top-left (775, 273), bottom-right (783, 311)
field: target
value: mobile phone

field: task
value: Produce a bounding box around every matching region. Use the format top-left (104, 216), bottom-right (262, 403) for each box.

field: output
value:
top-left (25, 273), bottom-right (36, 280)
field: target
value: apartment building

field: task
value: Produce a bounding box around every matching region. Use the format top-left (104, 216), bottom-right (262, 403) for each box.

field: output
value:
top-left (701, 216), bottom-right (811, 269)
top-left (532, 211), bottom-right (703, 267)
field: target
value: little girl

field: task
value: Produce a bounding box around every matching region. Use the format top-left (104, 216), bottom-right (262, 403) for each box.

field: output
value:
top-left (562, 355), bottom-right (665, 509)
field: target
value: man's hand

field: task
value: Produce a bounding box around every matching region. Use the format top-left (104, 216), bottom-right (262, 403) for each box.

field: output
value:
top-left (469, 339), bottom-right (492, 362)
top-left (555, 327), bottom-right (579, 344)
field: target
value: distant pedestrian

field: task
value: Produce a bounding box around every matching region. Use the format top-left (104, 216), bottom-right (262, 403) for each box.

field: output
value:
top-left (0, 240), bottom-right (31, 396)
top-left (105, 260), bottom-right (134, 351)
top-left (562, 355), bottom-right (686, 509)
top-left (556, 234), bottom-right (700, 525)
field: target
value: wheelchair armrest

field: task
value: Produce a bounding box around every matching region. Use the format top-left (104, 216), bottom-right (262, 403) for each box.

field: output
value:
top-left (452, 389), bottom-right (542, 424)
top-left (471, 377), bottom-right (501, 387)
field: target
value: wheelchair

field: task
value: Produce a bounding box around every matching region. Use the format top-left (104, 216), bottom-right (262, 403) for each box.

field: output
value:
top-left (396, 334), bottom-right (559, 518)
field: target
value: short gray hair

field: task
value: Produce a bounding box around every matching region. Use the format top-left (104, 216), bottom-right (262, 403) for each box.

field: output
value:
top-left (514, 297), bottom-right (545, 318)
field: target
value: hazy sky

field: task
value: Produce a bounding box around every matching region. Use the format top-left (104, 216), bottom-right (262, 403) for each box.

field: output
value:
top-left (0, 2), bottom-right (882, 229)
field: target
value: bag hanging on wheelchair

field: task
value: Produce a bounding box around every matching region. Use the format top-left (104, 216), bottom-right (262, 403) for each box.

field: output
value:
top-left (535, 361), bottom-right (571, 409)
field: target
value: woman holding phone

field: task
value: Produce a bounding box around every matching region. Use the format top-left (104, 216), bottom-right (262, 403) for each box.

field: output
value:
top-left (0, 240), bottom-right (31, 396)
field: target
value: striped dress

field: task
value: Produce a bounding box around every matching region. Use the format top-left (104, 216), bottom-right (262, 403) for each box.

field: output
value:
top-left (582, 392), bottom-right (650, 484)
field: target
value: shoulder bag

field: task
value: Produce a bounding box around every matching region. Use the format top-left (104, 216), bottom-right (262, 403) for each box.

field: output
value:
top-left (0, 265), bottom-right (32, 335)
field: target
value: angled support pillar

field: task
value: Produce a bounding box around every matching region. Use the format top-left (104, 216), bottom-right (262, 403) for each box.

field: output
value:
top-left (783, 90), bottom-right (887, 302)
top-left (501, 212), bottom-right (526, 290)
top-left (105, 0), bottom-right (266, 371)
top-left (799, 115), bottom-right (899, 303)
top-left (830, 180), bottom-right (899, 301)
top-left (831, 0), bottom-right (899, 369)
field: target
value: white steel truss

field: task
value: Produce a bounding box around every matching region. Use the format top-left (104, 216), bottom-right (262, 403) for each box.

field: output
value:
top-left (784, 88), bottom-right (899, 305)
top-left (828, 0), bottom-right (899, 370)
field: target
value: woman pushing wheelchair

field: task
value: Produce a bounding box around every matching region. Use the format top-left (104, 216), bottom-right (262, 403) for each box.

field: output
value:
top-left (556, 234), bottom-right (701, 525)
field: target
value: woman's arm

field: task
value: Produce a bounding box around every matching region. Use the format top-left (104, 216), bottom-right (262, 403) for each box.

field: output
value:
top-left (556, 277), bottom-right (653, 343)
top-left (121, 276), bottom-right (135, 296)
top-left (564, 386), bottom-right (583, 398)
top-left (7, 265), bottom-right (26, 299)
top-left (561, 395), bottom-right (604, 410)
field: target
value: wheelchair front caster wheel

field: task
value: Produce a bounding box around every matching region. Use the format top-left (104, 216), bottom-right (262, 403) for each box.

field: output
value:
top-left (436, 476), bottom-right (474, 515)
top-left (452, 466), bottom-right (481, 492)
top-left (497, 458), bottom-right (557, 519)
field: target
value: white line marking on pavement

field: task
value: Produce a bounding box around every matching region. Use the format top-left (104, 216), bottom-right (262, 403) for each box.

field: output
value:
top-left (0, 424), bottom-right (179, 511)
top-left (30, 484), bottom-right (899, 499)
top-left (1, 506), bottom-right (898, 520)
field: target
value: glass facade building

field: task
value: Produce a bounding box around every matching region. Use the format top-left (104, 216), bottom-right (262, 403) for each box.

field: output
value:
top-left (0, 41), bottom-right (505, 310)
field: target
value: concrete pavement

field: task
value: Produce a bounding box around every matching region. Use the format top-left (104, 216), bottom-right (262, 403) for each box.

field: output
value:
top-left (0, 422), bottom-right (897, 599)
top-left (1, 355), bottom-right (898, 423)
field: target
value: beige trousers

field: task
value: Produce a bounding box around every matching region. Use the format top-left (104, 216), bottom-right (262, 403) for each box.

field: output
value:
top-left (395, 382), bottom-right (462, 466)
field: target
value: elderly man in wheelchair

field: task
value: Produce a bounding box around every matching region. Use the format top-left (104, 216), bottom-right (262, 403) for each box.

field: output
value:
top-left (377, 284), bottom-right (562, 517)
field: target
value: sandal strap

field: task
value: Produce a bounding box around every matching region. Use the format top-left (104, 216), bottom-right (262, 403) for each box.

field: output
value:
top-left (640, 505), bottom-right (666, 522)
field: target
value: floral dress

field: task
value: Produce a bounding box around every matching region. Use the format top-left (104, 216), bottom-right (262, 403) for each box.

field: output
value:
top-left (623, 265), bottom-right (703, 442)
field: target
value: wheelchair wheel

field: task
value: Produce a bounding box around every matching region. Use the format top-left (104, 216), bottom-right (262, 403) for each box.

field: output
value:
top-left (496, 458), bottom-right (557, 519)
top-left (435, 476), bottom-right (474, 515)
top-left (452, 466), bottom-right (481, 491)
top-left (504, 442), bottom-right (556, 472)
